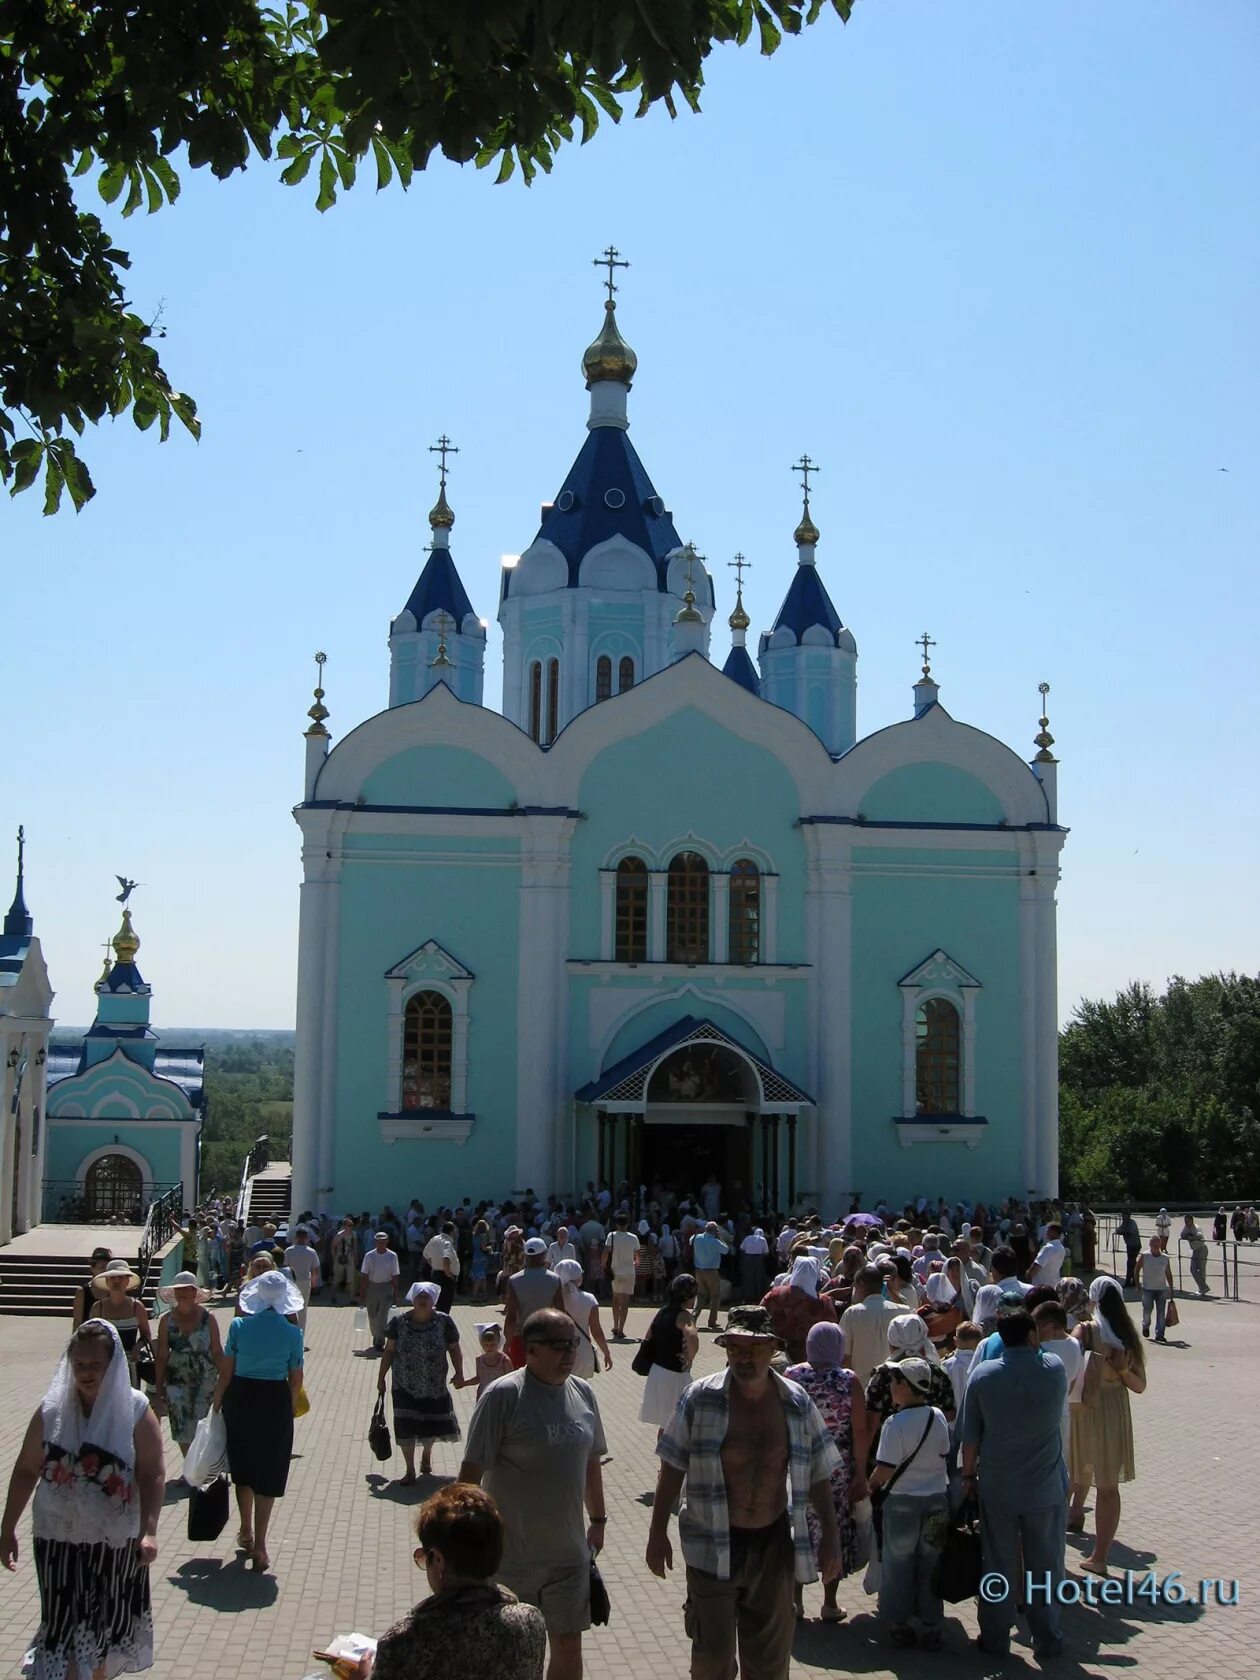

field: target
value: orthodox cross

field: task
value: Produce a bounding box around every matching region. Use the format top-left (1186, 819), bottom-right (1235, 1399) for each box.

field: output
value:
top-left (792, 453), bottom-right (820, 502)
top-left (683, 543), bottom-right (703, 599)
top-left (15, 824), bottom-right (23, 873)
top-left (728, 553), bottom-right (751, 592)
top-left (101, 937), bottom-right (113, 966)
top-left (593, 245), bottom-right (629, 303)
top-left (917, 632), bottom-right (936, 677)
top-left (430, 611), bottom-right (453, 668)
top-left (429, 434), bottom-right (458, 489)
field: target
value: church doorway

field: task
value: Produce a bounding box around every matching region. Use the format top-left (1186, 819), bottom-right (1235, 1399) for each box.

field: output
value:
top-left (639, 1120), bottom-right (753, 1217)
top-left (85, 1154), bottom-right (143, 1222)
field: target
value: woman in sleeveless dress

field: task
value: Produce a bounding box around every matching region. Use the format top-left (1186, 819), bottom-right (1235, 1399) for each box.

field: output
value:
top-left (89, 1262), bottom-right (154, 1391)
top-left (1068, 1276), bottom-right (1146, 1574)
top-left (153, 1273), bottom-right (223, 1457)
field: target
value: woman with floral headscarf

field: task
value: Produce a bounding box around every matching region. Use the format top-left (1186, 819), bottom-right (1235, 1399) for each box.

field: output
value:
top-left (379, 1282), bottom-right (466, 1483)
top-left (784, 1322), bottom-right (869, 1621)
top-left (760, 1255), bottom-right (837, 1363)
top-left (1067, 1276), bottom-right (1146, 1574)
top-left (1, 1319), bottom-right (164, 1676)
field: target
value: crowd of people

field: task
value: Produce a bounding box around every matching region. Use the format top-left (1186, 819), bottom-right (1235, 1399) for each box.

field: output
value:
top-left (0, 1177), bottom-right (1194, 1679)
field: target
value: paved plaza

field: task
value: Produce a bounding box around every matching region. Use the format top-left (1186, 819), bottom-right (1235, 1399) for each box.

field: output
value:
top-left (1, 1249), bottom-right (1256, 1679)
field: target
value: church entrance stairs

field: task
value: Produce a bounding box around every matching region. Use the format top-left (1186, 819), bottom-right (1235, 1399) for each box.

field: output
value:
top-left (242, 1163), bottom-right (292, 1227)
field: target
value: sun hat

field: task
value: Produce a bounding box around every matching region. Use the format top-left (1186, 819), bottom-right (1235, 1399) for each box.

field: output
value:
top-left (523, 1237), bottom-right (548, 1256)
top-left (237, 1269), bottom-right (305, 1317)
top-left (91, 1260), bottom-right (141, 1295)
top-left (157, 1271), bottom-right (211, 1304)
top-left (715, 1305), bottom-right (783, 1346)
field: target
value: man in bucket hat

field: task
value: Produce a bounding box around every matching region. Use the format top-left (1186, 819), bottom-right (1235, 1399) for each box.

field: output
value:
top-left (646, 1305), bottom-right (842, 1679)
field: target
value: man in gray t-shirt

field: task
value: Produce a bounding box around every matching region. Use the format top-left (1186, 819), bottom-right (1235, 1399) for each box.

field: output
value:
top-left (461, 1308), bottom-right (608, 1679)
top-left (504, 1239), bottom-right (564, 1364)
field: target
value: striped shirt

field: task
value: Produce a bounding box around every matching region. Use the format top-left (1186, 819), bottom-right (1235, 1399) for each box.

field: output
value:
top-left (657, 1368), bottom-right (842, 1583)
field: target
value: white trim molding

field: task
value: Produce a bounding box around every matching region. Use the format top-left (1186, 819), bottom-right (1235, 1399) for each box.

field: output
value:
top-left (384, 940), bottom-right (474, 1118)
top-left (898, 950), bottom-right (981, 1120)
top-left (378, 1114), bottom-right (474, 1146)
top-left (894, 1118), bottom-right (988, 1150)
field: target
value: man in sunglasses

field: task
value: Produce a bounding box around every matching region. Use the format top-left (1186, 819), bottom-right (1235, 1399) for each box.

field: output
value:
top-left (459, 1308), bottom-right (608, 1680)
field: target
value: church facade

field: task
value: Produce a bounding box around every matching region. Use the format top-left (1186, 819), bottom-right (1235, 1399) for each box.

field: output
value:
top-left (291, 276), bottom-right (1065, 1219)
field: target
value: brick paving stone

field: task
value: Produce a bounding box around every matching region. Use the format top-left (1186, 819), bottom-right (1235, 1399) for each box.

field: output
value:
top-left (0, 1236), bottom-right (1255, 1678)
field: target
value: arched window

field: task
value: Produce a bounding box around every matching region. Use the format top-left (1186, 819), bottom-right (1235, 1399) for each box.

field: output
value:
top-left (528, 661), bottom-right (542, 743)
top-left (667, 851), bottom-right (709, 962)
top-left (728, 859), bottom-right (761, 964)
top-left (402, 990), bottom-right (453, 1110)
top-left (545, 658), bottom-right (560, 745)
top-left (618, 656), bottom-right (635, 694)
top-left (916, 998), bottom-right (961, 1114)
top-left (85, 1154), bottom-right (143, 1222)
top-left (595, 656), bottom-right (612, 702)
top-left (614, 856), bottom-right (649, 961)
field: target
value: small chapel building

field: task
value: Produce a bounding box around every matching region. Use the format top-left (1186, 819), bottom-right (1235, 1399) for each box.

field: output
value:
top-left (291, 273), bottom-right (1065, 1218)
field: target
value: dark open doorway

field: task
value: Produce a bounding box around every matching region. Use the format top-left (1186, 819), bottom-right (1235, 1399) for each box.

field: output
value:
top-left (640, 1120), bottom-right (753, 1218)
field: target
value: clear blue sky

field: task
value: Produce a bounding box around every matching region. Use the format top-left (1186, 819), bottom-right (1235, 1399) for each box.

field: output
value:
top-left (4, 1), bottom-right (1257, 1030)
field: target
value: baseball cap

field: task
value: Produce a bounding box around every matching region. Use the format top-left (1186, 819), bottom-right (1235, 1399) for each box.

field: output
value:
top-left (894, 1356), bottom-right (933, 1395)
top-left (523, 1237), bottom-right (548, 1256)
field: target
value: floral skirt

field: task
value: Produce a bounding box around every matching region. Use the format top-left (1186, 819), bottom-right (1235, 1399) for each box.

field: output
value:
top-left (27, 1537), bottom-right (153, 1678)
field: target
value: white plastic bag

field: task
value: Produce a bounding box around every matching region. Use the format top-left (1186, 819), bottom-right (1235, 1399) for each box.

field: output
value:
top-left (184, 1409), bottom-right (229, 1489)
top-left (353, 1306), bottom-right (369, 1335)
top-left (851, 1497), bottom-right (875, 1568)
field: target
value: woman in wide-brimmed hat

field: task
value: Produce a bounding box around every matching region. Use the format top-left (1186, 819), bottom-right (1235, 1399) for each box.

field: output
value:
top-left (89, 1260), bottom-right (154, 1390)
top-left (153, 1273), bottom-right (223, 1461)
top-left (210, 1269), bottom-right (305, 1572)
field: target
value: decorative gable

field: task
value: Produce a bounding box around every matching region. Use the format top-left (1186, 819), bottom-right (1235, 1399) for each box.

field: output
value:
top-left (897, 950), bottom-right (982, 991)
top-left (384, 940), bottom-right (474, 986)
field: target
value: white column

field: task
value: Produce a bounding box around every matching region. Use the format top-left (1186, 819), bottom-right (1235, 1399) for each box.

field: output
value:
top-left (179, 1123), bottom-right (198, 1210)
top-left (804, 828), bottom-right (853, 1209)
top-left (316, 869), bottom-right (342, 1209)
top-left (1018, 873), bottom-right (1040, 1198)
top-left (762, 875), bottom-right (779, 964)
top-left (712, 874), bottom-right (730, 964)
top-left (1034, 874), bottom-right (1060, 1195)
top-left (901, 990), bottom-right (917, 1117)
top-left (515, 818), bottom-right (577, 1192)
top-left (962, 990), bottom-right (979, 1118)
top-left (648, 872), bottom-right (668, 961)
top-left (599, 872), bottom-right (616, 960)
top-left (0, 1035), bottom-right (16, 1243)
top-left (291, 825), bottom-right (338, 1218)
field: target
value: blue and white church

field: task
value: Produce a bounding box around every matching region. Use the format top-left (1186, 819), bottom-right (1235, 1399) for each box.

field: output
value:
top-left (291, 271), bottom-right (1065, 1218)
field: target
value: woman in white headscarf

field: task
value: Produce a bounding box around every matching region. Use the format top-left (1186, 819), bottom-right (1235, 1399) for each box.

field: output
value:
top-left (1067, 1276), bottom-right (1146, 1574)
top-left (760, 1253), bottom-right (838, 1363)
top-left (378, 1281), bottom-right (466, 1484)
top-left (554, 1259), bottom-right (612, 1379)
top-left (863, 1312), bottom-right (956, 1444)
top-left (919, 1269), bottom-right (963, 1348)
top-left (1, 1319), bottom-right (164, 1676)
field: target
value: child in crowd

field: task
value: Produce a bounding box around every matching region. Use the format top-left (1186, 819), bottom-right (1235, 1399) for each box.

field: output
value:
top-left (869, 1358), bottom-right (951, 1651)
top-left (458, 1323), bottom-right (512, 1397)
top-left (942, 1320), bottom-right (983, 1423)
top-left (1030, 1300), bottom-right (1083, 1454)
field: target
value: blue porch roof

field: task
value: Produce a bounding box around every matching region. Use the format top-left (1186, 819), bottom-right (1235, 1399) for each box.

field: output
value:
top-left (576, 1015), bottom-right (813, 1108)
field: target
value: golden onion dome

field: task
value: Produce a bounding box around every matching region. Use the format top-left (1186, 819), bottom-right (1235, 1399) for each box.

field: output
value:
top-left (729, 590), bottom-right (751, 633)
top-left (582, 300), bottom-right (638, 387)
top-left (428, 485), bottom-right (455, 530)
top-left (112, 908), bottom-right (140, 966)
top-left (794, 498), bottom-right (820, 548)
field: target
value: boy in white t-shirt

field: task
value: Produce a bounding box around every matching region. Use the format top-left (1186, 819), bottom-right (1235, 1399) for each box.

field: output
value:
top-left (1027, 1222), bottom-right (1067, 1289)
top-left (1031, 1300), bottom-right (1083, 1455)
top-left (869, 1358), bottom-right (952, 1650)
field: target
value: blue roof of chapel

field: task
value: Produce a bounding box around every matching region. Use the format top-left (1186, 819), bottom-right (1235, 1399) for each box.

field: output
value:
top-left (769, 565), bottom-right (846, 645)
top-left (722, 645), bottom-right (761, 695)
top-left (400, 547), bottom-right (475, 628)
top-left (505, 427), bottom-right (690, 597)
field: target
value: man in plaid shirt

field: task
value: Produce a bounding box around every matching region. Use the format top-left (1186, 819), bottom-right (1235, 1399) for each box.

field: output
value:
top-left (646, 1305), bottom-right (842, 1679)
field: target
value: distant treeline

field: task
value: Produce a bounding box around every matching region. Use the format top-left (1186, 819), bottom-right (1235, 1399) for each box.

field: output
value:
top-left (1059, 973), bottom-right (1260, 1202)
top-left (199, 1031), bottom-right (294, 1197)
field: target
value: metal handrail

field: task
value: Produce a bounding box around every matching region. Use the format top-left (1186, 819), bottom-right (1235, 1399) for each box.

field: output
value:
top-left (138, 1184), bottom-right (184, 1280)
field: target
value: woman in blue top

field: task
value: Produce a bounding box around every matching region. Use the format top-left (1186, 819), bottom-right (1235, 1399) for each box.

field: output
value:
top-left (210, 1268), bottom-right (304, 1573)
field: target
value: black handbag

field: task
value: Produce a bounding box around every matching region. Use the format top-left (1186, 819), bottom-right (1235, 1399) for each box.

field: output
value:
top-left (187, 1474), bottom-right (229, 1542)
top-left (134, 1346), bottom-right (157, 1388)
top-left (933, 1510), bottom-right (983, 1602)
top-left (589, 1557), bottom-right (611, 1625)
top-left (630, 1335), bottom-right (655, 1378)
top-left (368, 1397), bottom-right (393, 1461)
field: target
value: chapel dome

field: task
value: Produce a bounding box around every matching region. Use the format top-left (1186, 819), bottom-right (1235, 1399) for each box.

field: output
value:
top-left (582, 301), bottom-right (638, 387)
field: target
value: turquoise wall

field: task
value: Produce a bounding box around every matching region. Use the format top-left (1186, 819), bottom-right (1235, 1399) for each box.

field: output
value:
top-left (861, 763), bottom-right (1005, 824)
top-left (359, 743), bottom-right (517, 807)
top-left (44, 1123), bottom-right (184, 1187)
top-left (848, 846), bottom-right (1023, 1200)
top-left (331, 831), bottom-right (522, 1211)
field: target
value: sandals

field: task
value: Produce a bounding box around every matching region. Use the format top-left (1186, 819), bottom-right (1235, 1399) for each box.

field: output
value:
top-left (250, 1548), bottom-right (270, 1572)
top-left (820, 1606), bottom-right (848, 1623)
top-left (236, 1528), bottom-right (253, 1552)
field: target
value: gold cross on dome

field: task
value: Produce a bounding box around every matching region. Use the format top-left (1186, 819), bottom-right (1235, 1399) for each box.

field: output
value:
top-left (593, 245), bottom-right (629, 303)
top-left (792, 454), bottom-right (820, 500)
top-left (728, 553), bottom-right (751, 591)
top-left (429, 434), bottom-right (459, 488)
top-left (917, 632), bottom-right (936, 677)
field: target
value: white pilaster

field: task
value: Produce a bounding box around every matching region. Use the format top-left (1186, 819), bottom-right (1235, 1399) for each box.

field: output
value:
top-left (804, 827), bottom-right (853, 1209)
top-left (1018, 874), bottom-right (1040, 1197)
top-left (599, 872), bottom-right (616, 960)
top-left (316, 866), bottom-right (342, 1211)
top-left (901, 989), bottom-right (918, 1117)
top-left (712, 874), bottom-right (730, 964)
top-left (514, 818), bottom-right (577, 1192)
top-left (762, 875), bottom-right (779, 964)
top-left (0, 1039), bottom-right (17, 1243)
top-left (1034, 874), bottom-right (1060, 1195)
top-left (648, 872), bottom-right (668, 962)
top-left (291, 822), bottom-right (340, 1217)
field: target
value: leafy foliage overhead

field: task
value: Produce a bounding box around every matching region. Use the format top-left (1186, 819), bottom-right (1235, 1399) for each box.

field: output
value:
top-left (1, 0), bottom-right (851, 511)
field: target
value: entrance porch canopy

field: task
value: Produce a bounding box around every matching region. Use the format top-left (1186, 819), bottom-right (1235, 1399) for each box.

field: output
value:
top-left (575, 1016), bottom-right (814, 1114)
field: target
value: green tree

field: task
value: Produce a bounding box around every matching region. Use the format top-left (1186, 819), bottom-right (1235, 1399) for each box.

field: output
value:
top-left (1, 0), bottom-right (851, 512)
